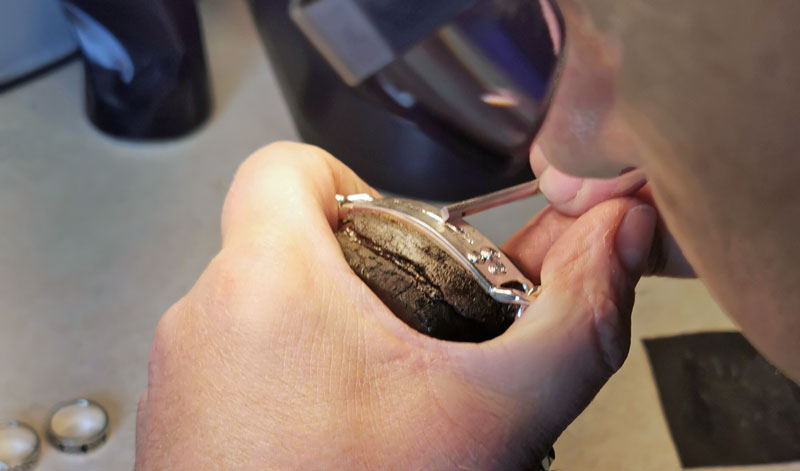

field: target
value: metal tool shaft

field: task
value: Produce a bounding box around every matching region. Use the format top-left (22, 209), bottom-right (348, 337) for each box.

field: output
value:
top-left (441, 180), bottom-right (541, 221)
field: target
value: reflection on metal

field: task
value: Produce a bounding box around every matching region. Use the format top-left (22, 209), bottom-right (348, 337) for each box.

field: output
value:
top-left (539, 0), bottom-right (563, 54)
top-left (481, 89), bottom-right (520, 108)
top-left (337, 194), bottom-right (540, 309)
top-left (293, 0), bottom-right (566, 168)
top-left (374, 0), bottom-right (566, 163)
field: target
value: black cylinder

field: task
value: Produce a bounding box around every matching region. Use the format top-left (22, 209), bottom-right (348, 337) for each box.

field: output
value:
top-left (61, 0), bottom-right (212, 139)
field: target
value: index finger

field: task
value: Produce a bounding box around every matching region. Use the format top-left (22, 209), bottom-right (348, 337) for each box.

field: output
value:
top-left (531, 145), bottom-right (648, 216)
top-left (220, 142), bottom-right (378, 248)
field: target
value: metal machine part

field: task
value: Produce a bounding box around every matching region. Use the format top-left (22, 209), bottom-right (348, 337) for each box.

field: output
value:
top-left (0, 421), bottom-right (40, 471)
top-left (292, 0), bottom-right (566, 167)
top-left (46, 399), bottom-right (109, 454)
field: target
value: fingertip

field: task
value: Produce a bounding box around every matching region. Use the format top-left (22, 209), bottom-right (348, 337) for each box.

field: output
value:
top-left (615, 204), bottom-right (657, 278)
top-left (536, 160), bottom-right (649, 218)
top-left (538, 166), bottom-right (585, 212)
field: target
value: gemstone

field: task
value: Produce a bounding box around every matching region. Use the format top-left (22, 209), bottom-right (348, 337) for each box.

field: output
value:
top-left (480, 248), bottom-right (496, 261)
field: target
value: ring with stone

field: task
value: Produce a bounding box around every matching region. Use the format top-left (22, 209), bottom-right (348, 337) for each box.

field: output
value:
top-left (0, 421), bottom-right (40, 471)
top-left (46, 399), bottom-right (109, 454)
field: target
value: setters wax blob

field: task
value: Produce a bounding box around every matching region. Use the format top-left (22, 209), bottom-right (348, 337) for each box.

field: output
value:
top-left (335, 195), bottom-right (539, 343)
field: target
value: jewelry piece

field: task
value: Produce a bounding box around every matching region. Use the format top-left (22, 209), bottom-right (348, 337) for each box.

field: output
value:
top-left (337, 194), bottom-right (554, 467)
top-left (46, 399), bottom-right (108, 454)
top-left (336, 194), bottom-right (539, 342)
top-left (0, 421), bottom-right (40, 471)
top-left (338, 194), bottom-right (539, 308)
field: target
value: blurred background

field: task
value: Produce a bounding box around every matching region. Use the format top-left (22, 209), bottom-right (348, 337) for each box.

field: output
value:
top-left (0, 1), bottom-right (796, 470)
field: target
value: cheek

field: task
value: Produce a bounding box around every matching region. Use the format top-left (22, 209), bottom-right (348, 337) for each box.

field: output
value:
top-left (536, 2), bottom-right (643, 178)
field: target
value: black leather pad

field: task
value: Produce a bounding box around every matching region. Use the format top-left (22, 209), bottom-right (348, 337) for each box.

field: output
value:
top-left (336, 211), bottom-right (516, 343)
top-left (643, 332), bottom-right (800, 468)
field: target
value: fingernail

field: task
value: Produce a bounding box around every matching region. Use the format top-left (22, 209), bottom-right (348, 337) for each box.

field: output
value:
top-left (539, 166), bottom-right (584, 205)
top-left (612, 168), bottom-right (648, 196)
top-left (616, 205), bottom-right (657, 276)
top-left (530, 144), bottom-right (549, 176)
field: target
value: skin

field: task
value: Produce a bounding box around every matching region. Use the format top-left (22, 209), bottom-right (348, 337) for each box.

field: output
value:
top-left (532, 0), bottom-right (800, 381)
top-left (137, 2), bottom-right (800, 468)
top-left (136, 142), bottom-right (656, 469)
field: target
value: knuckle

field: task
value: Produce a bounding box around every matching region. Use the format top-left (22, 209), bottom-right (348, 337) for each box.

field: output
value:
top-left (204, 249), bottom-right (264, 308)
top-left (245, 141), bottom-right (329, 177)
top-left (146, 238), bottom-right (319, 388)
top-left (223, 141), bottom-right (334, 229)
top-left (202, 247), bottom-right (307, 327)
top-left (231, 142), bottom-right (318, 193)
top-left (245, 142), bottom-right (292, 171)
top-left (148, 300), bottom-right (187, 380)
top-left (136, 390), bottom-right (148, 415)
top-left (147, 255), bottom-right (265, 383)
top-left (152, 303), bottom-right (181, 355)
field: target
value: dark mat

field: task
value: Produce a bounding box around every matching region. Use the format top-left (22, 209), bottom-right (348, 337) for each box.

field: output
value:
top-left (643, 332), bottom-right (800, 468)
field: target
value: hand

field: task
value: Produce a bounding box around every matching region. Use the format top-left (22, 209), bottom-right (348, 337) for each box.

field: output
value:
top-left (530, 145), bottom-right (695, 278)
top-left (135, 142), bottom-right (656, 470)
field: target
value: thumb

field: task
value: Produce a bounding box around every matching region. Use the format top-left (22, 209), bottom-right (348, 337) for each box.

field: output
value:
top-left (531, 144), bottom-right (648, 217)
top-left (456, 199), bottom-right (656, 448)
top-left (531, 146), bottom-right (694, 278)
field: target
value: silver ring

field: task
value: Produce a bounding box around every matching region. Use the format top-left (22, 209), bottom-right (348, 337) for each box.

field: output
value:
top-left (46, 399), bottom-right (109, 454)
top-left (0, 421), bottom-right (40, 471)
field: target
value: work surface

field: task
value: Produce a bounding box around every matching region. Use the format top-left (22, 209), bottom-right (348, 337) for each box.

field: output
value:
top-left (0, 1), bottom-right (796, 470)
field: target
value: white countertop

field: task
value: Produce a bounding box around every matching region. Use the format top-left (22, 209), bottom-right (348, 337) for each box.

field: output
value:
top-left (0, 1), bottom-right (796, 470)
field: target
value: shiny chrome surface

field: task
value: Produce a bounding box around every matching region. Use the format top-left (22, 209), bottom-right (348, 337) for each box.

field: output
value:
top-left (338, 194), bottom-right (539, 307)
top-left (442, 179), bottom-right (541, 221)
top-left (294, 0), bottom-right (566, 170)
top-left (372, 0), bottom-right (565, 165)
top-left (290, 0), bottom-right (477, 86)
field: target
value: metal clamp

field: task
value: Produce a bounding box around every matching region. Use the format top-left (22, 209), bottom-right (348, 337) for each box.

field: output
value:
top-left (338, 194), bottom-right (540, 310)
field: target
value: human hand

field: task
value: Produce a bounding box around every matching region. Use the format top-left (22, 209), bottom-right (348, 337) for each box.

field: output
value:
top-left (135, 142), bottom-right (656, 470)
top-left (529, 145), bottom-right (694, 278)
